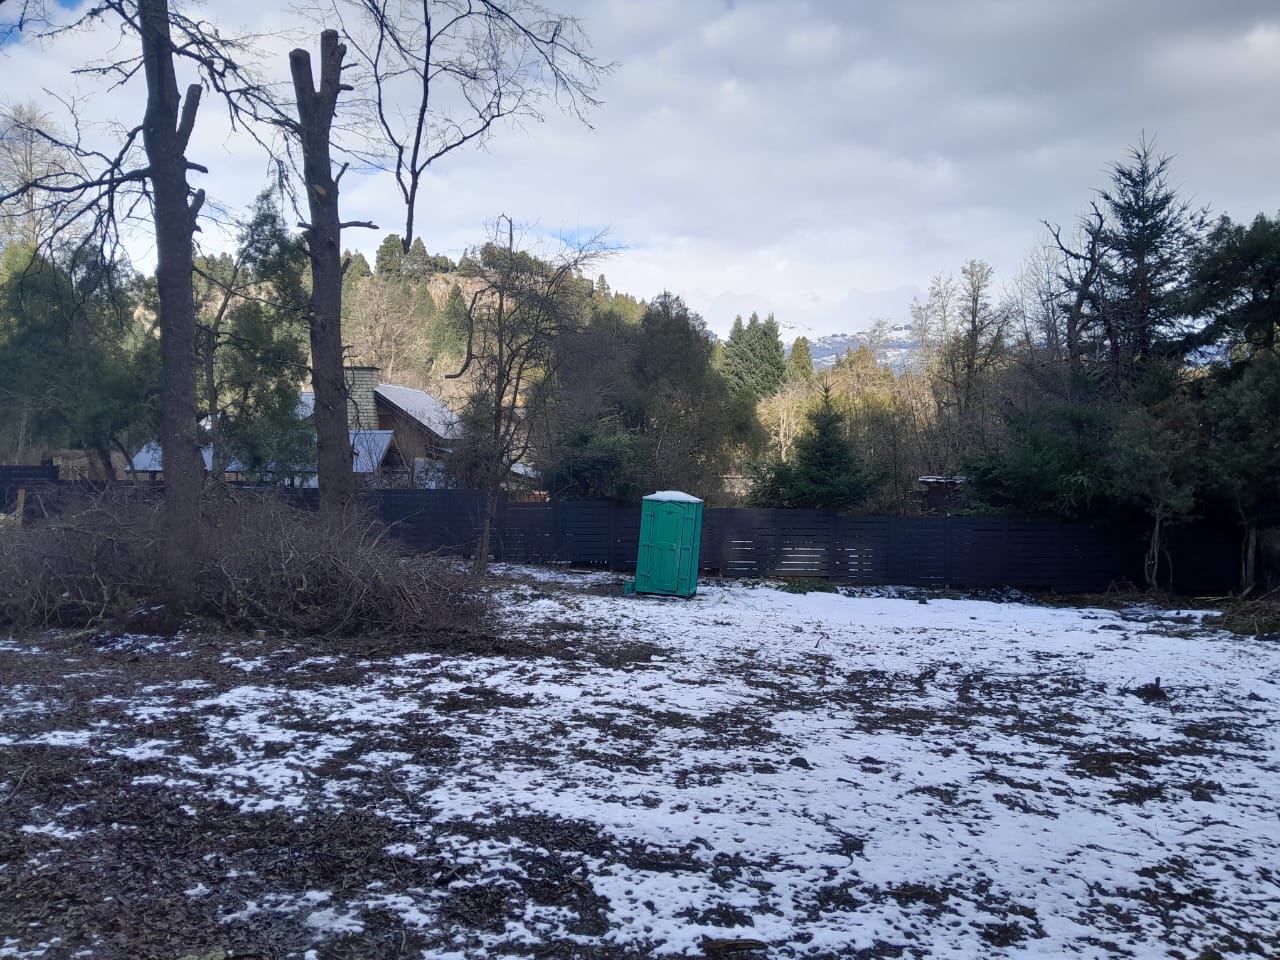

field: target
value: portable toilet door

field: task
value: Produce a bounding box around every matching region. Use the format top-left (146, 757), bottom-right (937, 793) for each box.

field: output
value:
top-left (634, 491), bottom-right (703, 597)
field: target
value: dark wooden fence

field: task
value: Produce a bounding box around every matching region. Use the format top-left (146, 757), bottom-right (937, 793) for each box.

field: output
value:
top-left (0, 465), bottom-right (60, 512)
top-left (372, 490), bottom-right (1238, 594)
top-left (0, 477), bottom-right (1240, 593)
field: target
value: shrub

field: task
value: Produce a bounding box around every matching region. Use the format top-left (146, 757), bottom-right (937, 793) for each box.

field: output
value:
top-left (0, 488), bottom-right (485, 639)
top-left (197, 491), bottom-right (483, 638)
top-left (0, 487), bottom-right (164, 629)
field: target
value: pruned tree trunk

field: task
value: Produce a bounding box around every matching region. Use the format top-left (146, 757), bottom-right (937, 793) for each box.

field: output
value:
top-left (140, 0), bottom-right (206, 605)
top-left (1144, 514), bottom-right (1164, 592)
top-left (291, 30), bottom-right (354, 517)
top-left (475, 484), bottom-right (500, 575)
top-left (1242, 524), bottom-right (1258, 597)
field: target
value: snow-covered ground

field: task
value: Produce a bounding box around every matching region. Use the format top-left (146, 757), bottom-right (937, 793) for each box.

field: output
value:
top-left (1, 566), bottom-right (1277, 959)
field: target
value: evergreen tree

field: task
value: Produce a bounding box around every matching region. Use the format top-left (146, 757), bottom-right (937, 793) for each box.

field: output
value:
top-left (0, 242), bottom-right (157, 473)
top-left (1097, 139), bottom-right (1204, 381)
top-left (1183, 212), bottom-right (1280, 357)
top-left (344, 250), bottom-right (372, 280)
top-left (751, 386), bottom-right (877, 511)
top-left (402, 236), bottom-right (431, 280)
top-left (721, 310), bottom-right (786, 400)
top-left (193, 192), bottom-right (311, 476)
top-left (1203, 351), bottom-right (1280, 591)
top-left (375, 234), bottom-right (405, 277)
top-left (786, 336), bottom-right (815, 382)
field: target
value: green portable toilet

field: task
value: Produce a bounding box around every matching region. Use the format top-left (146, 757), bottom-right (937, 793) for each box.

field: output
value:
top-left (631, 490), bottom-right (703, 597)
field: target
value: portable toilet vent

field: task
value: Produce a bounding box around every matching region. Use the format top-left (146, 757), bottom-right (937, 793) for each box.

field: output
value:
top-left (630, 490), bottom-right (703, 597)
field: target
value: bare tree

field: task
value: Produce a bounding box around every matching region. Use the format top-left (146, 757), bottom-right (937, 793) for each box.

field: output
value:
top-left (909, 271), bottom-right (957, 359)
top-left (1, 0), bottom-right (282, 604)
top-left (1044, 201), bottom-right (1105, 380)
top-left (445, 215), bottom-right (598, 572)
top-left (289, 30), bottom-right (361, 514)
top-left (327, 0), bottom-right (610, 252)
top-left (0, 103), bottom-right (86, 247)
top-left (344, 272), bottom-right (440, 386)
top-left (935, 259), bottom-right (1009, 417)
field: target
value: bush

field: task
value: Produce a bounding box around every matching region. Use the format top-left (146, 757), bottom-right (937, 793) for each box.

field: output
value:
top-left (197, 492), bottom-right (482, 637)
top-left (0, 486), bottom-right (165, 629)
top-left (0, 488), bottom-right (485, 639)
top-left (1205, 598), bottom-right (1280, 638)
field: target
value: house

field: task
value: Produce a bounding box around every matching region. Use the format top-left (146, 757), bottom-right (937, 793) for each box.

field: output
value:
top-left (297, 367), bottom-right (461, 487)
top-left (915, 476), bottom-right (968, 514)
top-left (130, 367), bottom-right (540, 491)
top-left (129, 428), bottom-right (404, 486)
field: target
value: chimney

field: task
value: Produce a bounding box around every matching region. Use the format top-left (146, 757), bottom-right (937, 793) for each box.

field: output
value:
top-left (344, 366), bottom-right (380, 430)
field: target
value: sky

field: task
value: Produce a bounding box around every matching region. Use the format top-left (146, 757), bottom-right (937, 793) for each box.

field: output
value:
top-left (3, 0), bottom-right (1280, 339)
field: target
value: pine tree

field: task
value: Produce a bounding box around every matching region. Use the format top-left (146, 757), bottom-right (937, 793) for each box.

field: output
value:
top-left (1097, 139), bottom-right (1204, 380)
top-left (375, 234), bottom-right (405, 277)
top-left (751, 386), bottom-right (877, 511)
top-left (786, 336), bottom-right (815, 382)
top-left (402, 236), bottom-right (431, 280)
top-left (721, 311), bottom-right (786, 400)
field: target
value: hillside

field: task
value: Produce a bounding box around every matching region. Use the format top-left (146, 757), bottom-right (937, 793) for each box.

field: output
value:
top-left (797, 324), bottom-right (919, 374)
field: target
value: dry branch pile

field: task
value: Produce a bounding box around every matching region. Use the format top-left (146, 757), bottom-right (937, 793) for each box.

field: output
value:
top-left (0, 488), bottom-right (484, 639)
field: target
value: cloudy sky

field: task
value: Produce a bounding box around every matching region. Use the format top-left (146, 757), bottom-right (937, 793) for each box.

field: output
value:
top-left (4, 0), bottom-right (1279, 339)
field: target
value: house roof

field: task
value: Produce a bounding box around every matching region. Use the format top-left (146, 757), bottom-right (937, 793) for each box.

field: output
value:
top-left (130, 441), bottom-right (213, 474)
top-left (374, 383), bottom-right (459, 441)
top-left (350, 430), bottom-right (395, 474)
top-left (131, 430), bottom-right (396, 476)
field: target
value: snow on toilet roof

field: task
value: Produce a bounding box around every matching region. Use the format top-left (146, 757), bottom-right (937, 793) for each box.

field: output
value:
top-left (643, 490), bottom-right (702, 502)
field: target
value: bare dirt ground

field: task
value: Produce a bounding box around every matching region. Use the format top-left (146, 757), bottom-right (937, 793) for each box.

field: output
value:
top-left (1, 567), bottom-right (1277, 960)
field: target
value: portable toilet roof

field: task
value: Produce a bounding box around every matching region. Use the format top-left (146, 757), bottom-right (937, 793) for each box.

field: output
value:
top-left (632, 490), bottom-right (703, 598)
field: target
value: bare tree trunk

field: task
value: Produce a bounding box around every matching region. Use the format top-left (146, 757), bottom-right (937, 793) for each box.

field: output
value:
top-left (140, 0), bottom-right (206, 604)
top-left (1242, 524), bottom-right (1258, 596)
top-left (1144, 514), bottom-right (1164, 592)
top-left (474, 484), bottom-right (499, 575)
top-left (291, 31), bottom-right (354, 517)
top-left (204, 325), bottom-right (221, 475)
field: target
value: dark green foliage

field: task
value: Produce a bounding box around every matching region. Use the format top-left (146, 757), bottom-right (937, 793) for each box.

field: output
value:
top-left (0, 242), bottom-right (156, 471)
top-left (344, 250), bottom-right (372, 280)
top-left (374, 233), bottom-right (454, 280)
top-left (963, 404), bottom-right (1117, 521)
top-left (194, 192), bottom-right (311, 476)
top-left (751, 387), bottom-right (878, 511)
top-left (539, 291), bottom-right (760, 502)
top-left (1096, 139), bottom-right (1205, 379)
top-left (539, 425), bottom-right (647, 503)
top-left (786, 336), bottom-right (815, 382)
top-left (1183, 212), bottom-right (1280, 357)
top-left (720, 311), bottom-right (786, 401)
top-left (1202, 351), bottom-right (1280, 530)
top-left (375, 234), bottom-right (404, 277)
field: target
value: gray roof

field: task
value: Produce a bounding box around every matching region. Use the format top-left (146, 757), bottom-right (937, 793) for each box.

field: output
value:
top-left (350, 430), bottom-right (395, 474)
top-left (131, 429), bottom-right (396, 476)
top-left (375, 383), bottom-right (459, 441)
top-left (130, 441), bottom-right (214, 474)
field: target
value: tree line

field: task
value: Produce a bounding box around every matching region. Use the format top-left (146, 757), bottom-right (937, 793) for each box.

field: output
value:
top-left (1, 4), bottom-right (1276, 592)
